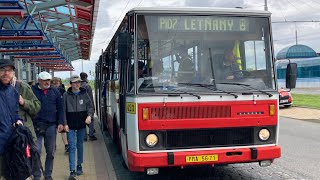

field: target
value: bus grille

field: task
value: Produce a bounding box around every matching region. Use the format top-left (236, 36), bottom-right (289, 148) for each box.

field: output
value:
top-left (150, 105), bottom-right (231, 120)
top-left (165, 128), bottom-right (254, 149)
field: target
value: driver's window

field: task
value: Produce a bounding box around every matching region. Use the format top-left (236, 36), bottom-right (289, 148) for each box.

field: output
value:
top-left (244, 40), bottom-right (266, 70)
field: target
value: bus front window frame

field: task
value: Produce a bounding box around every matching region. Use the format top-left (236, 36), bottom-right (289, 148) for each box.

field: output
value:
top-left (134, 14), bottom-right (276, 94)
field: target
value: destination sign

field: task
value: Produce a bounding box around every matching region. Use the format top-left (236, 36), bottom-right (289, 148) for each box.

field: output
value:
top-left (157, 16), bottom-right (250, 32)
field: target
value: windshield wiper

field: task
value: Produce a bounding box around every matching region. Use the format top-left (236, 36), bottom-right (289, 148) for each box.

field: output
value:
top-left (217, 82), bottom-right (273, 97)
top-left (139, 85), bottom-right (201, 99)
top-left (178, 83), bottom-right (238, 98)
top-left (170, 88), bottom-right (201, 99)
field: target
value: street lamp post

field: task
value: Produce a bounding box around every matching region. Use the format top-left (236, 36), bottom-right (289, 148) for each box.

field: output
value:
top-left (264, 0), bottom-right (268, 11)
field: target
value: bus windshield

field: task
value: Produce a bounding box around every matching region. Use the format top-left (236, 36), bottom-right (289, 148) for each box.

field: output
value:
top-left (136, 14), bottom-right (276, 93)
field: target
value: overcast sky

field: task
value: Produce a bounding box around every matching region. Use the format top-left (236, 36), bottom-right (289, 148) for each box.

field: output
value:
top-left (55, 0), bottom-right (320, 79)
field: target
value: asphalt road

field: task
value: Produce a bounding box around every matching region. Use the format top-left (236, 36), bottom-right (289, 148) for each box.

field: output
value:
top-left (103, 117), bottom-right (319, 180)
top-left (277, 117), bottom-right (320, 180)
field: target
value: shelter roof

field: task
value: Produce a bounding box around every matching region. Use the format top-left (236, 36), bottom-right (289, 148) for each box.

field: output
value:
top-left (0, 0), bottom-right (99, 71)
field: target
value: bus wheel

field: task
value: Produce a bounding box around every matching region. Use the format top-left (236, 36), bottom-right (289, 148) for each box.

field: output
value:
top-left (121, 158), bottom-right (128, 169)
top-left (113, 117), bottom-right (121, 154)
top-left (101, 110), bottom-right (107, 131)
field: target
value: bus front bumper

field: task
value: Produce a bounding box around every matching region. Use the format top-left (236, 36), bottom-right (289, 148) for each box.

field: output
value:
top-left (127, 146), bottom-right (281, 172)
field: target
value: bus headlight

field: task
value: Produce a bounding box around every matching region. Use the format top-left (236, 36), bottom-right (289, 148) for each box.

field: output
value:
top-left (258, 129), bottom-right (270, 141)
top-left (145, 134), bottom-right (158, 147)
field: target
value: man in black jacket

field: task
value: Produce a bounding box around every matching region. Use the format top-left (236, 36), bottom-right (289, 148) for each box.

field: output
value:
top-left (32, 71), bottom-right (64, 180)
top-left (0, 59), bottom-right (23, 178)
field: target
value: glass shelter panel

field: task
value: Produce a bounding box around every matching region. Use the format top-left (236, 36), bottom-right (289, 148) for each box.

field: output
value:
top-left (135, 15), bottom-right (275, 93)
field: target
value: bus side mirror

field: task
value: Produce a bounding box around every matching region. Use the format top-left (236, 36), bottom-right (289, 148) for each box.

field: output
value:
top-left (117, 33), bottom-right (131, 60)
top-left (286, 63), bottom-right (297, 89)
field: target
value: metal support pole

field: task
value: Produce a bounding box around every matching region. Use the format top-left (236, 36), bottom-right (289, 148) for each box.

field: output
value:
top-left (26, 63), bottom-right (31, 82)
top-left (31, 63), bottom-right (37, 81)
top-left (38, 65), bottom-right (41, 74)
top-left (15, 60), bottom-right (22, 80)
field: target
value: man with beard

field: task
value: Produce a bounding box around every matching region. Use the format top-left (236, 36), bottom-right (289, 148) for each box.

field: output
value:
top-left (31, 71), bottom-right (64, 180)
top-left (0, 59), bottom-right (23, 178)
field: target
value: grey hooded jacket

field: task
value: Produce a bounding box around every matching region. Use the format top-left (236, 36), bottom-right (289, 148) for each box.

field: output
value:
top-left (63, 87), bottom-right (94, 130)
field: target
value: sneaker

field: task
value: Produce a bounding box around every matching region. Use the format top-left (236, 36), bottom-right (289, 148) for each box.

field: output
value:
top-left (65, 144), bottom-right (69, 153)
top-left (69, 171), bottom-right (77, 180)
top-left (76, 165), bottom-right (83, 175)
top-left (89, 135), bottom-right (97, 141)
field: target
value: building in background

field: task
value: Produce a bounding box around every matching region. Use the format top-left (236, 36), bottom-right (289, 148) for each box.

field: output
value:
top-left (276, 44), bottom-right (320, 88)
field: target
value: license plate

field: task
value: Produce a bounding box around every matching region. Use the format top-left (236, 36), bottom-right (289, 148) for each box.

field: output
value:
top-left (280, 99), bottom-right (288, 103)
top-left (186, 155), bottom-right (218, 163)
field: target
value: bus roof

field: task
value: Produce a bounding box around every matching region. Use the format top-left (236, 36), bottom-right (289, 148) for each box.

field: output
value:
top-left (127, 7), bottom-right (271, 17)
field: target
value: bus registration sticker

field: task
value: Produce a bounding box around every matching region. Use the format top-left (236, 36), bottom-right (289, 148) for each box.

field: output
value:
top-left (126, 102), bottom-right (136, 114)
top-left (186, 155), bottom-right (218, 163)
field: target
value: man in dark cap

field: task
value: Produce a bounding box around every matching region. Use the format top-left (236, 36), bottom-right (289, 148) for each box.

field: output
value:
top-left (80, 72), bottom-right (97, 141)
top-left (0, 59), bottom-right (23, 178)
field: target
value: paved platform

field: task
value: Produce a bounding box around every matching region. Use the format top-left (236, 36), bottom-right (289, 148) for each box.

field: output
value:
top-left (39, 120), bottom-right (116, 180)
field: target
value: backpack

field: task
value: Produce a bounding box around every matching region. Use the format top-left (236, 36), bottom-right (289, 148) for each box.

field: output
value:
top-left (4, 125), bottom-right (41, 180)
top-left (15, 80), bottom-right (22, 94)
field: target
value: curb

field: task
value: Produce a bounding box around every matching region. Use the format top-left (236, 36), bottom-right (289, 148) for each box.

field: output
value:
top-left (100, 122), bottom-right (117, 180)
top-left (280, 116), bottom-right (320, 123)
top-left (292, 105), bottom-right (320, 110)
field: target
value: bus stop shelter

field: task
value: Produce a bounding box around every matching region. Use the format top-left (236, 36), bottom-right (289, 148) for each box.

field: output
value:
top-left (0, 0), bottom-right (99, 81)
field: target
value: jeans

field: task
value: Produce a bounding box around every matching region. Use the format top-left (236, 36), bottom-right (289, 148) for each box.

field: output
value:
top-left (32, 125), bottom-right (57, 180)
top-left (67, 128), bottom-right (86, 171)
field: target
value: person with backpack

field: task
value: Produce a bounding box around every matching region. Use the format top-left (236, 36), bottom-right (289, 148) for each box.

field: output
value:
top-left (80, 72), bottom-right (97, 141)
top-left (4, 125), bottom-right (40, 180)
top-left (31, 71), bottom-right (64, 180)
top-left (11, 75), bottom-right (41, 140)
top-left (63, 75), bottom-right (94, 179)
top-left (0, 59), bottom-right (23, 178)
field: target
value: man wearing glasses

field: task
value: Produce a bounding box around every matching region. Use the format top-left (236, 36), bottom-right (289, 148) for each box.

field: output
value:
top-left (31, 71), bottom-right (64, 180)
top-left (0, 59), bottom-right (23, 178)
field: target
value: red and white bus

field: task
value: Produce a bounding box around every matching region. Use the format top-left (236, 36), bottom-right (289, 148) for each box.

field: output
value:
top-left (95, 7), bottom-right (297, 175)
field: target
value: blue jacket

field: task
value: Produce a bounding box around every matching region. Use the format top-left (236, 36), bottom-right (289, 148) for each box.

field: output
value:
top-left (32, 84), bottom-right (64, 125)
top-left (0, 82), bottom-right (21, 155)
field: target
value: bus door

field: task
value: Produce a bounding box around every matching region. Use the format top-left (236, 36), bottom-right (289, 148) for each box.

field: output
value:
top-left (117, 32), bottom-right (132, 134)
top-left (119, 60), bottom-right (129, 133)
top-left (100, 54), bottom-right (110, 131)
top-left (117, 32), bottom-right (132, 165)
